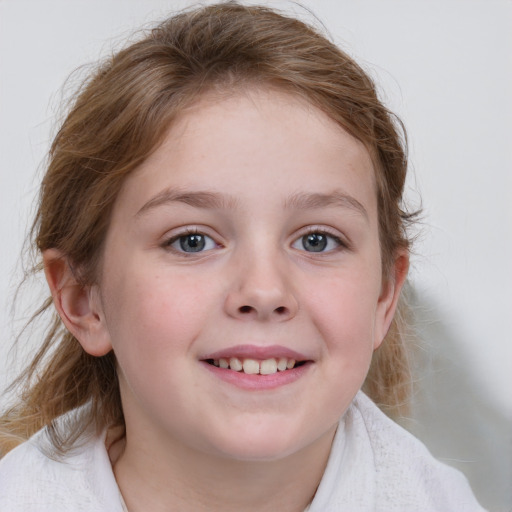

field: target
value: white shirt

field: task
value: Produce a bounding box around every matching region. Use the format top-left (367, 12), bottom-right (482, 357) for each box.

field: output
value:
top-left (0, 392), bottom-right (486, 511)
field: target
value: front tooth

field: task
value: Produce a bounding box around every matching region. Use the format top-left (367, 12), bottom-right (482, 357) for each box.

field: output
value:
top-left (219, 358), bottom-right (229, 369)
top-left (260, 358), bottom-right (278, 375)
top-left (286, 359), bottom-right (296, 369)
top-left (243, 358), bottom-right (260, 375)
top-left (277, 358), bottom-right (288, 371)
top-left (229, 357), bottom-right (243, 372)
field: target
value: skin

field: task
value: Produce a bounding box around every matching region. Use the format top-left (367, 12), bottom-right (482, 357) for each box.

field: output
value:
top-left (44, 89), bottom-right (408, 512)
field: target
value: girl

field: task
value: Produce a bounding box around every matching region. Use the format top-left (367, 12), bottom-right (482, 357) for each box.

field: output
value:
top-left (0, 3), bottom-right (485, 511)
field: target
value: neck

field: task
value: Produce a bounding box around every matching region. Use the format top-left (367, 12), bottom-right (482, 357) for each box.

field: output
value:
top-left (112, 424), bottom-right (336, 512)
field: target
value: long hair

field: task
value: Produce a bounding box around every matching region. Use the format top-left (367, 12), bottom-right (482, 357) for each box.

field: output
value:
top-left (1, 1), bottom-right (417, 455)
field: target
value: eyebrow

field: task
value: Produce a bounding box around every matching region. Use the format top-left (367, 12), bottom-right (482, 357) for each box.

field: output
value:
top-left (284, 191), bottom-right (369, 220)
top-left (136, 188), bottom-right (239, 216)
top-left (136, 187), bottom-right (368, 220)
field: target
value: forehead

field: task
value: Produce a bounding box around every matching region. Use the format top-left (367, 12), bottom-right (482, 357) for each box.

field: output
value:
top-left (114, 88), bottom-right (377, 219)
top-left (173, 88), bottom-right (373, 169)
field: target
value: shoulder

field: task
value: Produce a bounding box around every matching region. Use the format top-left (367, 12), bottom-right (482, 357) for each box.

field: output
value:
top-left (310, 392), bottom-right (487, 512)
top-left (0, 423), bottom-right (123, 512)
top-left (351, 393), bottom-right (486, 511)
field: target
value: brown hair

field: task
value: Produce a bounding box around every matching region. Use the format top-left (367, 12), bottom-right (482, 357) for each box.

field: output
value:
top-left (1, 1), bottom-right (416, 455)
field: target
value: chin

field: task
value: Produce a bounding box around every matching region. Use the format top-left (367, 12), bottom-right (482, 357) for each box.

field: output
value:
top-left (205, 421), bottom-right (320, 462)
top-left (218, 442), bottom-right (301, 462)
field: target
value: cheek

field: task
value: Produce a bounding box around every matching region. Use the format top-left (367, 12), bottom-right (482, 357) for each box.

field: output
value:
top-left (103, 269), bottom-right (216, 362)
top-left (102, 273), bottom-right (216, 408)
top-left (306, 269), bottom-right (381, 357)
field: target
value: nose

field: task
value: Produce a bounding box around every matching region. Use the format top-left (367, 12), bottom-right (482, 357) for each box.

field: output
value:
top-left (224, 251), bottom-right (299, 322)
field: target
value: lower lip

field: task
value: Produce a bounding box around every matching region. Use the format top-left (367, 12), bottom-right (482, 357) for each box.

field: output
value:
top-left (201, 361), bottom-right (312, 390)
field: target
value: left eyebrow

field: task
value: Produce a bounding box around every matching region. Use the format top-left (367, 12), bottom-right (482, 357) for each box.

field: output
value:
top-left (284, 191), bottom-right (369, 220)
top-left (136, 187), bottom-right (239, 217)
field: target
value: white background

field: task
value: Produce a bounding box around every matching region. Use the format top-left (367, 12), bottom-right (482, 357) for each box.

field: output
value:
top-left (0, 1), bottom-right (510, 509)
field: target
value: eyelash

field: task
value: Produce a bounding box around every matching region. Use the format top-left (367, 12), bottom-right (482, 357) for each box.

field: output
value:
top-left (162, 226), bottom-right (348, 256)
top-left (292, 227), bottom-right (348, 254)
top-left (163, 228), bottom-right (219, 255)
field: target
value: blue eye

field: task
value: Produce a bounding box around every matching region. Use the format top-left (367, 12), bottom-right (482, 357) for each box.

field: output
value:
top-left (292, 232), bottom-right (342, 253)
top-left (168, 233), bottom-right (217, 253)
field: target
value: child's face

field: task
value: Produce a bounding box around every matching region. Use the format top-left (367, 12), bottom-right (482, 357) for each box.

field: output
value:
top-left (93, 89), bottom-right (404, 461)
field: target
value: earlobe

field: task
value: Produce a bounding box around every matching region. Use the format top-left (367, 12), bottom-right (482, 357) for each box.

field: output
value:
top-left (374, 250), bottom-right (410, 349)
top-left (43, 249), bottom-right (112, 357)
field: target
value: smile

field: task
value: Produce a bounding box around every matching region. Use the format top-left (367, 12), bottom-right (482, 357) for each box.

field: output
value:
top-left (200, 345), bottom-right (312, 389)
top-left (205, 357), bottom-right (304, 375)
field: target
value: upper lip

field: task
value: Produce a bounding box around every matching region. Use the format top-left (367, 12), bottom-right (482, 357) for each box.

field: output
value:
top-left (201, 344), bottom-right (310, 361)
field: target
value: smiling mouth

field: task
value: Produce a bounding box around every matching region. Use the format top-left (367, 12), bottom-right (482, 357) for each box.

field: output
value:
top-left (203, 357), bottom-right (307, 375)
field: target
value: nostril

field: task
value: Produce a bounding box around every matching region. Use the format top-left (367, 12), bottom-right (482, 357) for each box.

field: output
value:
top-left (234, 304), bottom-right (293, 318)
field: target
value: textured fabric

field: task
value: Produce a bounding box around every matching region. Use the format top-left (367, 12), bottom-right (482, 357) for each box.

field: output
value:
top-left (0, 392), bottom-right (486, 511)
top-left (308, 393), bottom-right (486, 511)
top-left (0, 421), bottom-right (123, 512)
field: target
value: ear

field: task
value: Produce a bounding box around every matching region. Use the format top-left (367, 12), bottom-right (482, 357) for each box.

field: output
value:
top-left (43, 248), bottom-right (112, 357)
top-left (373, 249), bottom-right (409, 350)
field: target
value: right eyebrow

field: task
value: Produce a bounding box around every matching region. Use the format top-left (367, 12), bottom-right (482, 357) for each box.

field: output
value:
top-left (136, 187), bottom-right (239, 217)
top-left (284, 190), bottom-right (369, 221)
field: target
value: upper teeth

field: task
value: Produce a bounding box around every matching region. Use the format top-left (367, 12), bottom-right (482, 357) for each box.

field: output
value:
top-left (214, 357), bottom-right (296, 374)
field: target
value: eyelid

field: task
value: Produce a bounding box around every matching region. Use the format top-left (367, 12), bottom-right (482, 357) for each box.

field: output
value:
top-left (161, 226), bottom-right (222, 254)
top-left (291, 226), bottom-right (350, 252)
